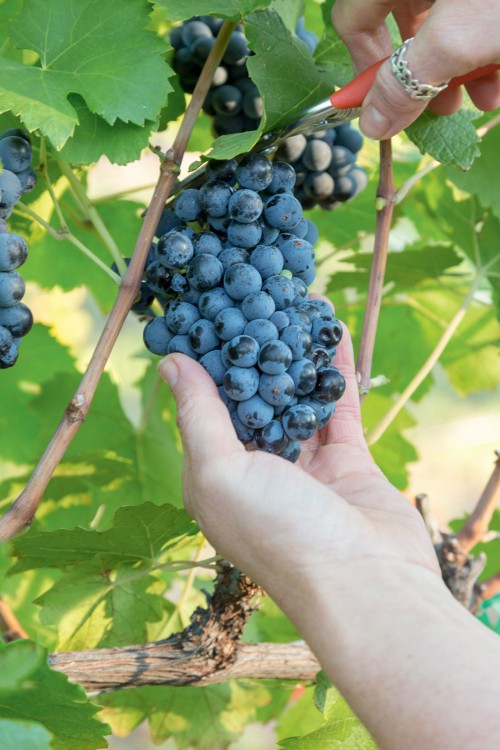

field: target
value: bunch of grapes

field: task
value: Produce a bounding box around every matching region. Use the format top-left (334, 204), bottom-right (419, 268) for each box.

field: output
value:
top-left (0, 128), bottom-right (36, 369)
top-left (142, 153), bottom-right (346, 462)
top-left (170, 16), bottom-right (367, 208)
top-left (275, 126), bottom-right (368, 210)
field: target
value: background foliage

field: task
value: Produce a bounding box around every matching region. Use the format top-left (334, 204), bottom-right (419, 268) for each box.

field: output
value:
top-left (0, 0), bottom-right (498, 747)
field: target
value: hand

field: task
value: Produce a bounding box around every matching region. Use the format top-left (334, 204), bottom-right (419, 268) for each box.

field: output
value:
top-left (332, 0), bottom-right (500, 139)
top-left (157, 317), bottom-right (439, 615)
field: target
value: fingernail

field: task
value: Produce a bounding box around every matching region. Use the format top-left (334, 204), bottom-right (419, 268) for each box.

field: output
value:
top-left (158, 356), bottom-right (178, 388)
top-left (359, 105), bottom-right (391, 139)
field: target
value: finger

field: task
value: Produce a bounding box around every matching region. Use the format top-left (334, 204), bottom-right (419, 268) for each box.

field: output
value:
top-left (465, 71), bottom-right (500, 111)
top-left (428, 86), bottom-right (462, 115)
top-left (157, 354), bottom-right (244, 467)
top-left (393, 0), bottom-right (435, 41)
top-left (321, 323), bottom-right (367, 450)
top-left (332, 0), bottom-right (398, 72)
top-left (358, 32), bottom-right (454, 139)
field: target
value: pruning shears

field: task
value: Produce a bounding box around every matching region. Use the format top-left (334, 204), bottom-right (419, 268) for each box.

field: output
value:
top-left (169, 58), bottom-right (500, 197)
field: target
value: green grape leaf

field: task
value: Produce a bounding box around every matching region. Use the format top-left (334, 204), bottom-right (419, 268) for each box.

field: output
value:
top-left (37, 567), bottom-right (165, 649)
top-left (209, 9), bottom-right (331, 160)
top-left (10, 502), bottom-right (195, 648)
top-left (361, 391), bottom-right (418, 488)
top-left (276, 686), bottom-right (324, 741)
top-left (406, 109), bottom-right (480, 169)
top-left (243, 597), bottom-right (300, 643)
top-left (100, 682), bottom-right (271, 749)
top-left (0, 641), bottom-right (109, 750)
top-left (280, 673), bottom-right (377, 748)
top-left (0, 638), bottom-right (45, 690)
top-left (0, 720), bottom-right (53, 750)
top-left (279, 710), bottom-right (376, 749)
top-left (450, 510), bottom-right (500, 581)
top-left (0, 0), bottom-right (172, 149)
top-left (10, 502), bottom-right (195, 573)
top-left (268, 0), bottom-right (304, 32)
top-left (314, 0), bottom-right (354, 87)
top-left (57, 95), bottom-right (157, 166)
top-left (157, 0), bottom-right (272, 22)
top-left (446, 125), bottom-right (500, 220)
top-left (327, 245), bottom-right (463, 295)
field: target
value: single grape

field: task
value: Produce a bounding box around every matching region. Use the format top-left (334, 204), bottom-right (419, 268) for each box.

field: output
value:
top-left (222, 31), bottom-right (249, 64)
top-left (280, 325), bottom-right (313, 360)
top-left (283, 307), bottom-right (312, 332)
top-left (188, 318), bottom-right (219, 354)
top-left (0, 302), bottom-right (33, 337)
top-left (218, 246), bottom-right (249, 271)
top-left (226, 220), bottom-right (262, 249)
top-left (206, 158), bottom-right (238, 184)
top-left (328, 146), bottom-right (356, 177)
top-left (186, 254), bottom-right (224, 291)
top-left (168, 334), bottom-right (198, 359)
top-left (263, 193), bottom-right (302, 230)
top-left (0, 271), bottom-right (25, 307)
top-left (304, 172), bottom-right (335, 201)
top-left (287, 358), bottom-right (317, 395)
top-left (0, 136), bottom-right (32, 173)
top-left (228, 189), bottom-right (263, 223)
top-left (16, 167), bottom-right (37, 194)
top-left (282, 404), bottom-right (318, 440)
top-left (249, 244), bottom-right (284, 279)
top-left (300, 396), bottom-right (336, 429)
top-left (199, 180), bottom-right (234, 217)
top-left (0, 342), bottom-right (18, 369)
top-left (258, 372), bottom-right (295, 406)
top-left (181, 19), bottom-right (213, 47)
top-left (224, 262), bottom-right (262, 300)
top-left (268, 162), bottom-right (296, 194)
top-left (143, 317), bottom-right (173, 355)
top-left (258, 339), bottom-right (292, 375)
top-left (192, 232), bottom-right (223, 256)
top-left (276, 134), bottom-right (306, 164)
top-left (212, 85), bottom-right (243, 115)
top-left (156, 208), bottom-right (183, 238)
top-left (157, 231), bottom-right (194, 268)
top-left (280, 237), bottom-right (315, 276)
top-left (244, 318), bottom-right (278, 346)
top-left (334, 124), bottom-right (363, 153)
top-left (166, 300), bottom-right (200, 334)
top-left (199, 349), bottom-right (226, 385)
top-left (199, 287), bottom-right (234, 321)
top-left (241, 290), bottom-right (275, 320)
top-left (0, 323), bottom-right (13, 355)
top-left (230, 411), bottom-right (255, 442)
top-left (227, 334), bottom-right (259, 367)
top-left (314, 366), bottom-right (346, 403)
top-left (269, 310), bottom-right (289, 332)
top-left (214, 306), bottom-right (247, 340)
top-left (302, 139), bottom-right (332, 171)
top-left (311, 317), bottom-right (343, 347)
top-left (254, 419), bottom-right (288, 454)
top-left (0, 170), bottom-right (22, 209)
top-left (236, 153), bottom-right (273, 191)
top-left (223, 365), bottom-right (259, 400)
top-left (145, 261), bottom-right (172, 295)
top-left (174, 188), bottom-right (202, 221)
top-left (307, 343), bottom-right (332, 370)
top-left (280, 439), bottom-right (301, 462)
top-left (262, 275), bottom-right (295, 310)
top-left (191, 35), bottom-right (215, 63)
top-left (237, 394), bottom-right (274, 428)
top-left (0, 233), bottom-right (28, 271)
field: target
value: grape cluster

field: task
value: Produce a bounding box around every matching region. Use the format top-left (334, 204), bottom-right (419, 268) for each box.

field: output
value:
top-left (0, 128), bottom-right (36, 369)
top-left (275, 126), bottom-right (368, 210)
top-left (142, 153), bottom-right (346, 462)
top-left (170, 16), bottom-right (367, 208)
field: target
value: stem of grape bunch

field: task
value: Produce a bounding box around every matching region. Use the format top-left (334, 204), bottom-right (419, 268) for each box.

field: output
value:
top-left (356, 139), bottom-right (395, 399)
top-left (0, 20), bottom-right (237, 543)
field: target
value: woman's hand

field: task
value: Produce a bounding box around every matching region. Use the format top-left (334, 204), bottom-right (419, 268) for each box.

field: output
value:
top-left (332, 0), bottom-right (500, 139)
top-left (158, 319), bottom-right (439, 614)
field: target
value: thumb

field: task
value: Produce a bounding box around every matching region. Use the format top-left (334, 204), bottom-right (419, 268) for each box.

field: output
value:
top-left (359, 40), bottom-right (454, 139)
top-left (157, 354), bottom-right (243, 466)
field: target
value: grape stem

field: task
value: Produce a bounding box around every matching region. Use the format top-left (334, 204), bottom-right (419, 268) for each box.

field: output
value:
top-left (0, 597), bottom-right (28, 641)
top-left (356, 139), bottom-right (395, 400)
top-left (57, 160), bottom-right (128, 276)
top-left (14, 203), bottom-right (121, 284)
top-left (0, 20), bottom-right (237, 543)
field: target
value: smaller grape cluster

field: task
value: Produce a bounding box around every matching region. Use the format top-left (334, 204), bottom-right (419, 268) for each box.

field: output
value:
top-left (141, 153), bottom-right (346, 462)
top-left (0, 128), bottom-right (36, 369)
top-left (170, 16), bottom-right (367, 209)
top-left (275, 126), bottom-right (368, 210)
top-left (171, 16), bottom-right (262, 138)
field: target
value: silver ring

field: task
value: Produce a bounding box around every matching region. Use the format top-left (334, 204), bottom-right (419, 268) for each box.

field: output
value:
top-left (390, 37), bottom-right (450, 100)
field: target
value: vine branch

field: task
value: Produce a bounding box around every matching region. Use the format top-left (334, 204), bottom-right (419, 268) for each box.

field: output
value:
top-left (0, 598), bottom-right (28, 642)
top-left (0, 20), bottom-right (237, 543)
top-left (356, 139), bottom-right (395, 400)
top-left (457, 450), bottom-right (500, 553)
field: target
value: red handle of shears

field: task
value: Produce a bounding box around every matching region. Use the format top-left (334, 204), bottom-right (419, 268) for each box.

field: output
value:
top-left (330, 58), bottom-right (500, 109)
